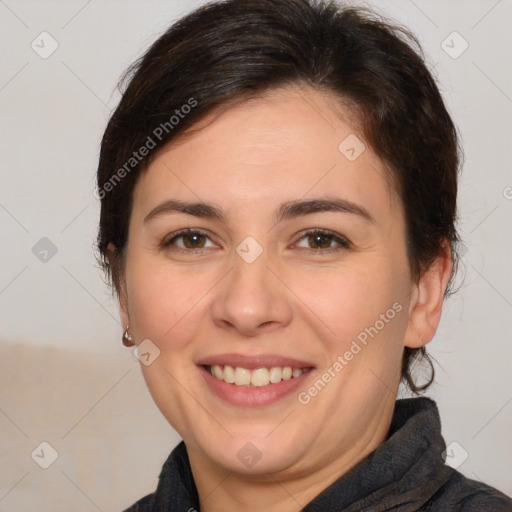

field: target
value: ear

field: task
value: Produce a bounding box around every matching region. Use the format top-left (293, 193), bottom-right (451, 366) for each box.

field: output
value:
top-left (404, 244), bottom-right (453, 349)
top-left (107, 242), bottom-right (130, 328)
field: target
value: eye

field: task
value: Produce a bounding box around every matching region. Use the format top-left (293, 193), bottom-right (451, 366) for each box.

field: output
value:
top-left (294, 229), bottom-right (350, 252)
top-left (162, 229), bottom-right (216, 250)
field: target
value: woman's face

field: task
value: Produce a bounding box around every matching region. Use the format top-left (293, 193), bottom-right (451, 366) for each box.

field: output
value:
top-left (121, 86), bottom-right (420, 479)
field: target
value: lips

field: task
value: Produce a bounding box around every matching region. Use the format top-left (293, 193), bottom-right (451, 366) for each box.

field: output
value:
top-left (197, 353), bottom-right (315, 406)
top-left (197, 353), bottom-right (314, 370)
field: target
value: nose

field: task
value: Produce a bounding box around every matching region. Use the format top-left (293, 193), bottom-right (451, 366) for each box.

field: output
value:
top-left (210, 248), bottom-right (293, 337)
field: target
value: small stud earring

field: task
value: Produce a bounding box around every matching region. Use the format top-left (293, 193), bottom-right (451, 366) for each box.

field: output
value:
top-left (122, 325), bottom-right (134, 347)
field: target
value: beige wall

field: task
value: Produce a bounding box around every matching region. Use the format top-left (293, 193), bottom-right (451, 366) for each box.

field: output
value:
top-left (0, 342), bottom-right (181, 511)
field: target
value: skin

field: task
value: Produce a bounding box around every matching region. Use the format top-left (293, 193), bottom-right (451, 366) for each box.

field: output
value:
top-left (114, 85), bottom-right (452, 511)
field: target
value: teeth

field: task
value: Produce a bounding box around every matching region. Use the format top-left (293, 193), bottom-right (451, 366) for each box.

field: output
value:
top-left (208, 365), bottom-right (308, 387)
top-left (223, 365), bottom-right (235, 383)
top-left (251, 368), bottom-right (270, 387)
top-left (234, 367), bottom-right (251, 386)
top-left (213, 365), bottom-right (223, 379)
top-left (269, 366), bottom-right (282, 383)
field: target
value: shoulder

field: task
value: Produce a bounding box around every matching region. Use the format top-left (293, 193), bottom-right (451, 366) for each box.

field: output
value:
top-left (424, 468), bottom-right (512, 511)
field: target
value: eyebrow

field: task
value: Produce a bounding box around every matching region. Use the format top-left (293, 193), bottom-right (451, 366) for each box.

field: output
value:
top-left (277, 197), bottom-right (374, 224)
top-left (144, 199), bottom-right (225, 223)
top-left (143, 197), bottom-right (374, 224)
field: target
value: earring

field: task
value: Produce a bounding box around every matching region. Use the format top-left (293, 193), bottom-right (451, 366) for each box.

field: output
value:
top-left (122, 325), bottom-right (135, 347)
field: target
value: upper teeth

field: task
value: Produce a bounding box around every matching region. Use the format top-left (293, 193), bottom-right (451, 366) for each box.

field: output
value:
top-left (209, 365), bottom-right (307, 387)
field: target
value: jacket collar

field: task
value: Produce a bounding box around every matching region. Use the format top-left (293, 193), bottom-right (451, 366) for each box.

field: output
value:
top-left (304, 397), bottom-right (451, 510)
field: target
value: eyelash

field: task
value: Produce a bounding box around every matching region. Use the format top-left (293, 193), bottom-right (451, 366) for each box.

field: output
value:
top-left (295, 229), bottom-right (351, 253)
top-left (161, 228), bottom-right (351, 254)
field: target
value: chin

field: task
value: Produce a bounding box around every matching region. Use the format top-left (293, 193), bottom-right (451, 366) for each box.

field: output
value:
top-left (201, 432), bottom-right (308, 477)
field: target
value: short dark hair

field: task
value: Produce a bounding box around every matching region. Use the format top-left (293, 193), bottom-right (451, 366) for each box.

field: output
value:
top-left (96, 0), bottom-right (461, 393)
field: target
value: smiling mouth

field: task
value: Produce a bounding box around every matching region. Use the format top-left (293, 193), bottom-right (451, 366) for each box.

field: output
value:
top-left (204, 364), bottom-right (313, 387)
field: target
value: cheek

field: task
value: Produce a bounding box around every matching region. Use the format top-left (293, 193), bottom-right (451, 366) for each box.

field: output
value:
top-left (295, 261), bottom-right (408, 346)
top-left (124, 259), bottom-right (214, 423)
top-left (125, 256), bottom-right (208, 345)
top-left (299, 268), bottom-right (404, 328)
top-left (297, 266), bottom-right (410, 406)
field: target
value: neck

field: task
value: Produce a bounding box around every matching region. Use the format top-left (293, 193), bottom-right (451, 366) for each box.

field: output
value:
top-left (188, 412), bottom-right (392, 512)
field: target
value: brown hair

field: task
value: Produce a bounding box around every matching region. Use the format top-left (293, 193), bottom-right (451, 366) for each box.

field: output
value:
top-left (96, 0), bottom-right (461, 393)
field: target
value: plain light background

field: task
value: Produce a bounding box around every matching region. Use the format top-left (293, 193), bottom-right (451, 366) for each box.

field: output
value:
top-left (0, 0), bottom-right (511, 510)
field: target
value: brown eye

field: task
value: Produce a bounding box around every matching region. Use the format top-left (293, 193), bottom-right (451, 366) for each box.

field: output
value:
top-left (295, 229), bottom-right (350, 252)
top-left (308, 232), bottom-right (333, 249)
top-left (162, 229), bottom-right (215, 250)
top-left (182, 232), bottom-right (207, 248)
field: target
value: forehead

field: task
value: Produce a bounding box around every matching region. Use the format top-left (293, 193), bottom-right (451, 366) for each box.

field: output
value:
top-left (133, 85), bottom-right (398, 221)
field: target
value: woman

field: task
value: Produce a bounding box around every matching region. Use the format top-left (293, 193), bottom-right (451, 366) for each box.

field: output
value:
top-left (96, 0), bottom-right (512, 510)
